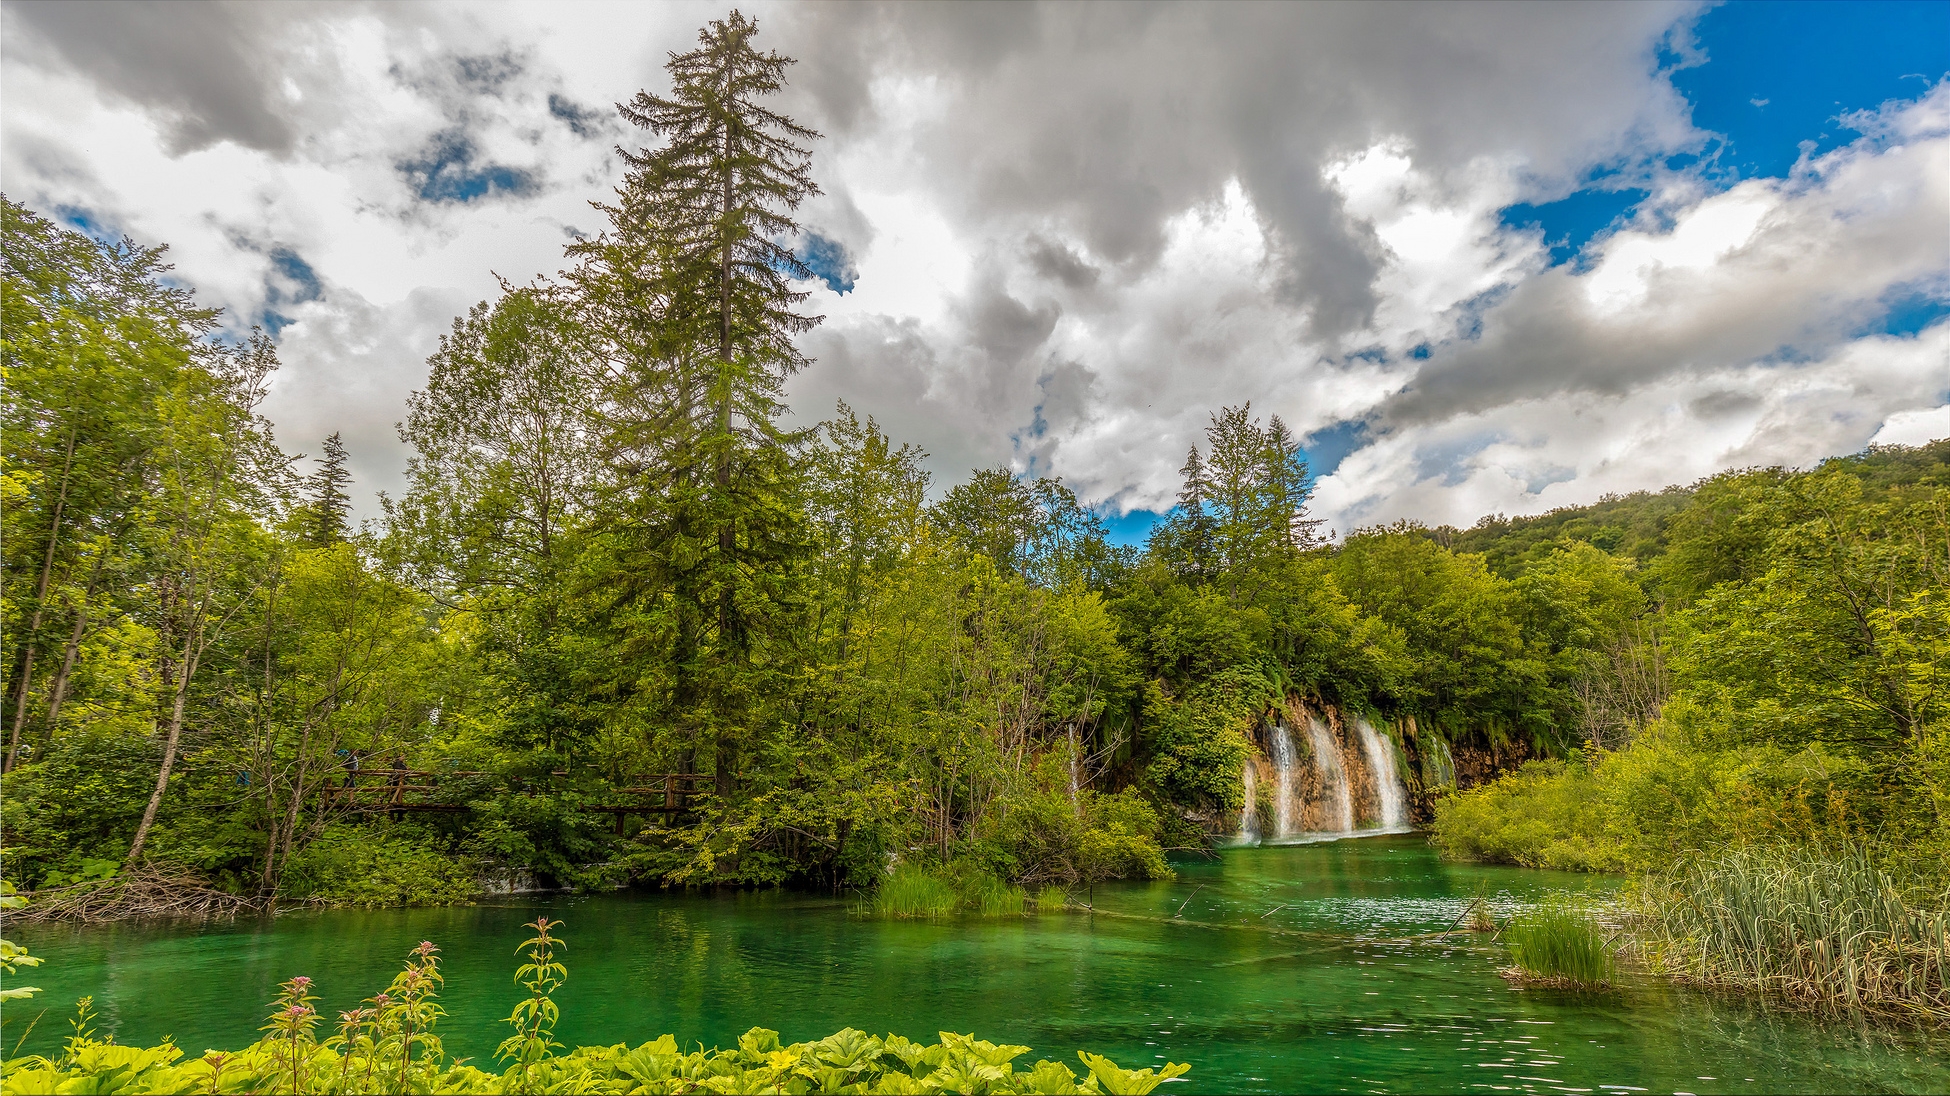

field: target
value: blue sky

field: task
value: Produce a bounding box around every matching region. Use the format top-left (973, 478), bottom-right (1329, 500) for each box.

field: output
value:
top-left (1499, 1), bottom-right (1948, 275)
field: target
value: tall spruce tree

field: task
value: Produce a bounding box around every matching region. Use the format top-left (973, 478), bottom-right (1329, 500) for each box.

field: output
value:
top-left (574, 11), bottom-right (822, 801)
top-left (300, 432), bottom-right (352, 546)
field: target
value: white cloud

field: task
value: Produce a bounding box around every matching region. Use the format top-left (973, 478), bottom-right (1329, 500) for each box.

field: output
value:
top-left (1871, 403), bottom-right (1950, 448)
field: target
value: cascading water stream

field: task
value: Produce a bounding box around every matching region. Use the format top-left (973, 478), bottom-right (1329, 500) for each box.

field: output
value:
top-left (1267, 722), bottom-right (1300, 836)
top-left (1354, 717), bottom-right (1408, 830)
top-left (1236, 758), bottom-right (1259, 843)
top-left (1302, 714), bottom-right (1354, 833)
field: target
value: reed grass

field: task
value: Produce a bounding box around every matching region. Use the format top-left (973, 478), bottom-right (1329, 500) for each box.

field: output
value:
top-left (964, 874), bottom-right (1027, 917)
top-left (870, 864), bottom-right (1026, 919)
top-left (1633, 845), bottom-right (1949, 1022)
top-left (872, 864), bottom-right (961, 919)
top-left (1503, 898), bottom-right (1616, 987)
top-left (1034, 885), bottom-right (1071, 912)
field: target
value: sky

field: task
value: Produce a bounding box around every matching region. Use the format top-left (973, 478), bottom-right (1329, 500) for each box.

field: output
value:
top-left (3, 0), bottom-right (1946, 542)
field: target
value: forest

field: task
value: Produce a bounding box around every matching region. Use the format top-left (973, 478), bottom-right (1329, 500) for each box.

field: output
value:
top-left (3, 12), bottom-right (1946, 1011)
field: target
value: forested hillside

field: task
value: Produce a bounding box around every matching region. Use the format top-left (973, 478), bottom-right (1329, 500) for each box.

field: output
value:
top-left (4, 14), bottom-right (1945, 915)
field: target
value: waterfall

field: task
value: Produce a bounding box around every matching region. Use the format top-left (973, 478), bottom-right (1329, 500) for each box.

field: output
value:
top-left (1354, 718), bottom-right (1409, 830)
top-left (1267, 722), bottom-right (1300, 836)
top-left (1302, 713), bottom-right (1354, 833)
top-left (1237, 756), bottom-right (1259, 843)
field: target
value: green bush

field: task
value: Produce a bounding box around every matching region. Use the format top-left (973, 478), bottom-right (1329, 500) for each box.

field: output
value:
top-left (1431, 725), bottom-right (1885, 873)
top-left (279, 825), bottom-right (480, 908)
top-left (976, 761), bottom-right (1174, 887)
top-left (1430, 757), bottom-right (1625, 871)
top-left (1503, 897), bottom-right (1616, 987)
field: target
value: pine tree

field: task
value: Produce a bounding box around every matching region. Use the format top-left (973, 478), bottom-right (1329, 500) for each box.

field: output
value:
top-left (301, 432), bottom-right (352, 547)
top-left (1157, 445), bottom-right (1217, 578)
top-left (1261, 415), bottom-right (1322, 550)
top-left (573, 11), bottom-right (822, 802)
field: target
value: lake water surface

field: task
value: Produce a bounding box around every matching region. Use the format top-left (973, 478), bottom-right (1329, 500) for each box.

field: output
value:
top-left (12, 835), bottom-right (1947, 1093)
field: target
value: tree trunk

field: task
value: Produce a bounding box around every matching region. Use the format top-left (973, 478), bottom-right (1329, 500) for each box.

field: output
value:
top-left (31, 556), bottom-right (107, 761)
top-left (127, 624), bottom-right (202, 867)
top-left (4, 427), bottom-right (78, 772)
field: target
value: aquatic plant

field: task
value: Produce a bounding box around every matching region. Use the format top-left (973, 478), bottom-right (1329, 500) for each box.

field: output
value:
top-left (1502, 897), bottom-right (1616, 987)
top-left (1035, 884), bottom-right (1072, 912)
top-left (873, 862), bottom-right (963, 919)
top-left (871, 862), bottom-right (1032, 919)
top-left (0, 923), bottom-right (1191, 1094)
top-left (964, 872), bottom-right (1029, 917)
top-left (1633, 844), bottom-right (1949, 1021)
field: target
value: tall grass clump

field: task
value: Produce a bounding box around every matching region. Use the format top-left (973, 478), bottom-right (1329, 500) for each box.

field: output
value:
top-left (1502, 896), bottom-right (1616, 988)
top-left (872, 863), bottom-right (962, 919)
top-left (1634, 844), bottom-right (1949, 1021)
top-left (963, 872), bottom-right (1027, 917)
top-left (870, 863), bottom-right (1030, 919)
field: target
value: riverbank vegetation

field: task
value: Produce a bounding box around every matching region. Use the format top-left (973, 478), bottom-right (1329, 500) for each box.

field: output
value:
top-left (1427, 441), bottom-right (1949, 1017)
top-left (1, 921), bottom-right (1190, 1094)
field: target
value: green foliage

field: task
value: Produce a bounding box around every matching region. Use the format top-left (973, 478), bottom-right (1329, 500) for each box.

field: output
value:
top-left (1431, 757), bottom-right (1623, 872)
top-left (1432, 729), bottom-right (1887, 873)
top-left (1503, 897), bottom-right (1616, 987)
top-left (277, 826), bottom-right (480, 909)
top-left (0, 926), bottom-right (1190, 1094)
top-left (0, 881), bottom-right (42, 1002)
top-left (1140, 667), bottom-right (1269, 809)
top-left (975, 763), bottom-right (1173, 887)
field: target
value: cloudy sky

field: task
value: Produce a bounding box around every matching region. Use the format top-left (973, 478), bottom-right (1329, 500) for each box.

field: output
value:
top-left (4, 1), bottom-right (1946, 539)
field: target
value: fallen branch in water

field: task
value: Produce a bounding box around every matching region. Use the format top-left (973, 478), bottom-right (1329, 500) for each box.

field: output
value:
top-left (17, 865), bottom-right (264, 924)
top-left (1171, 884), bottom-right (1205, 918)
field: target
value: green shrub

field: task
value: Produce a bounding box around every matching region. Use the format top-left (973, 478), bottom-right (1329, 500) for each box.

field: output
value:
top-left (279, 825), bottom-right (479, 908)
top-left (1503, 897), bottom-right (1616, 987)
top-left (1431, 725), bottom-right (1883, 873)
top-left (976, 761), bottom-right (1174, 887)
top-left (1430, 757), bottom-right (1626, 871)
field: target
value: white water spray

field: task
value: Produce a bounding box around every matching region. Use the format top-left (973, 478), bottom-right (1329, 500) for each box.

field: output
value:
top-left (1237, 757), bottom-right (1259, 843)
top-left (1303, 713), bottom-right (1354, 833)
top-left (1268, 722), bottom-right (1300, 836)
top-left (1354, 718), bottom-right (1408, 830)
